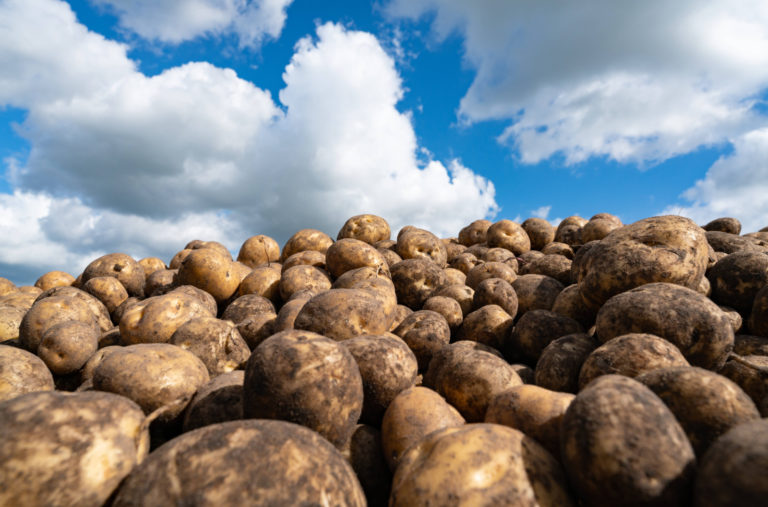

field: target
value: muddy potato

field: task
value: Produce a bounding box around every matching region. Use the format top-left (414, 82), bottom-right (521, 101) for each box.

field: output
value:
top-left (82, 252), bottom-right (145, 298)
top-left (512, 274), bottom-right (564, 316)
top-left (80, 345), bottom-right (122, 385)
top-left (236, 234), bottom-right (280, 268)
top-left (0, 345), bottom-right (54, 402)
top-left (34, 286), bottom-right (113, 333)
top-left (554, 224), bottom-right (582, 246)
top-left (473, 276), bottom-right (521, 320)
top-left (595, 282), bottom-right (734, 370)
top-left (272, 296), bottom-right (309, 332)
top-left (389, 304), bottom-right (413, 332)
top-left (0, 305), bottom-right (26, 343)
top-left (708, 251), bottom-right (768, 314)
top-left (391, 423), bottom-right (573, 507)
top-left (176, 248), bottom-right (240, 304)
top-left (733, 334), bottom-right (768, 355)
top-left (637, 366), bottom-right (759, 457)
top-left (703, 217), bottom-right (741, 234)
top-left (520, 254), bottom-right (573, 285)
top-left (19, 294), bottom-right (102, 352)
top-left (170, 317), bottom-right (250, 376)
top-left (0, 289), bottom-right (37, 311)
top-left (522, 217), bottom-right (555, 251)
top-left (378, 247), bottom-right (403, 268)
top-left (508, 309), bottom-right (583, 364)
top-left (394, 310), bottom-right (451, 371)
top-left (0, 391), bottom-right (149, 507)
top-left (449, 252), bottom-right (482, 274)
top-left (749, 285), bottom-right (768, 337)
top-left (220, 294), bottom-right (276, 349)
top-left (243, 330), bottom-right (363, 448)
top-left (82, 275), bottom-right (128, 315)
top-left (236, 264), bottom-right (281, 304)
top-left (281, 249), bottom-right (326, 272)
top-left (144, 268), bottom-right (177, 297)
top-left (423, 341), bottom-right (504, 388)
top-left (170, 285), bottom-right (218, 315)
top-left (338, 214), bottom-right (391, 245)
top-left (169, 248), bottom-right (192, 269)
top-left (719, 305), bottom-right (741, 332)
top-left (434, 284), bottom-right (474, 317)
top-left (458, 219), bottom-right (492, 246)
top-left (381, 386), bottom-right (465, 470)
top-left (231, 261), bottom-right (252, 285)
top-left (279, 264), bottom-right (331, 301)
top-left (0, 277), bottom-right (15, 296)
top-left (183, 240), bottom-right (231, 259)
top-left (694, 418), bottom-right (768, 507)
top-left (280, 228), bottom-right (334, 262)
top-left (457, 304), bottom-right (513, 351)
top-left (326, 238), bottom-right (390, 279)
top-left (119, 291), bottom-right (214, 345)
top-left (719, 355), bottom-right (768, 415)
top-left (138, 256), bottom-right (166, 279)
top-left (705, 231), bottom-right (767, 254)
top-left (34, 270), bottom-right (75, 291)
top-left (443, 239), bottom-right (466, 263)
top-left (422, 296), bottom-right (463, 331)
top-left (331, 265), bottom-right (390, 288)
top-left (396, 228), bottom-right (448, 267)
top-left (344, 333), bottom-right (419, 425)
top-left (534, 333), bottom-right (598, 393)
top-left (182, 370), bottom-right (244, 432)
top-left (580, 218), bottom-right (622, 243)
top-left (480, 247), bottom-right (518, 267)
top-left (578, 333), bottom-right (689, 389)
top-left (37, 320), bottom-right (99, 375)
top-left (390, 258), bottom-right (446, 310)
top-left (561, 375), bottom-right (695, 507)
top-left (465, 261), bottom-right (517, 289)
top-left (486, 219), bottom-right (531, 255)
top-left (541, 242), bottom-right (573, 259)
top-left (551, 284), bottom-right (598, 329)
top-left (341, 425), bottom-right (392, 507)
top-left (442, 267), bottom-right (467, 286)
top-left (485, 385), bottom-right (575, 457)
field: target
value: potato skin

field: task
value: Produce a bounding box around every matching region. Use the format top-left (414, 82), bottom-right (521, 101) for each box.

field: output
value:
top-left (19, 294), bottom-right (101, 352)
top-left (708, 251), bottom-right (768, 313)
top-left (520, 254), bottom-right (573, 285)
top-left (486, 219), bottom-right (531, 255)
top-left (242, 330), bottom-right (363, 448)
top-left (82, 276), bottom-right (128, 314)
top-left (396, 228), bottom-right (448, 267)
top-left (391, 423), bottom-right (573, 507)
top-left (534, 333), bottom-right (599, 393)
top-left (176, 248), bottom-right (240, 303)
top-left (434, 284), bottom-right (475, 317)
top-left (34, 270), bottom-right (75, 291)
top-left (338, 214), bottom-right (391, 244)
top-left (458, 219), bottom-right (492, 246)
top-left (280, 228), bottom-right (334, 262)
top-left (236, 234), bottom-right (280, 268)
top-left (112, 419), bottom-right (365, 507)
top-left (119, 291), bottom-right (214, 345)
top-left (507, 309), bottom-right (583, 364)
top-left (237, 264), bottom-right (281, 303)
top-left (551, 284), bottom-right (598, 329)
top-left (457, 304), bottom-right (513, 351)
top-left (37, 320), bottom-right (100, 375)
top-left (326, 238), bottom-right (390, 279)
top-left (522, 217), bottom-right (555, 251)
top-left (394, 310), bottom-right (451, 370)
top-left (390, 258), bottom-right (446, 310)
top-left (465, 261), bottom-right (517, 289)
top-left (0, 345), bottom-right (55, 402)
top-left (182, 370), bottom-right (244, 432)
top-left (170, 317), bottom-right (250, 376)
top-left (341, 424), bottom-right (392, 507)
top-left (0, 391), bottom-right (149, 507)
top-left (560, 375), bottom-right (695, 507)
top-left (138, 257), bottom-right (166, 278)
top-left (82, 253), bottom-right (145, 298)
top-left (718, 354), bottom-right (768, 415)
top-left (512, 274), bottom-right (564, 316)
top-left (422, 295), bottom-right (463, 331)
top-left (0, 305), bottom-right (27, 343)
top-left (278, 264), bottom-right (331, 301)
top-left (703, 217), bottom-right (741, 234)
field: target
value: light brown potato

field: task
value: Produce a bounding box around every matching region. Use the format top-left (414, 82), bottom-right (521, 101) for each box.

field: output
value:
top-left (472, 277), bottom-right (517, 316)
top-left (396, 228), bottom-right (448, 267)
top-left (456, 304), bottom-right (513, 351)
top-left (486, 219), bottom-right (531, 255)
top-left (561, 375), bottom-right (695, 507)
top-left (170, 285), bottom-right (218, 315)
top-left (0, 290), bottom-right (37, 311)
top-left (236, 264), bottom-right (281, 304)
top-left (534, 333), bottom-right (598, 393)
top-left (423, 341), bottom-right (503, 392)
top-left (144, 268), bottom-right (177, 297)
top-left (461, 243), bottom-right (489, 257)
top-left (705, 230), bottom-right (767, 254)
top-left (19, 294), bottom-right (102, 352)
top-left (465, 261), bottom-right (517, 289)
top-left (243, 330), bottom-right (363, 448)
top-left (389, 304), bottom-right (413, 332)
top-left (512, 274), bottom-right (564, 316)
top-left (0, 305), bottom-right (27, 343)
top-left (220, 294), bottom-right (276, 349)
top-left (480, 247), bottom-right (519, 270)
top-left (381, 386), bottom-right (465, 471)
top-left (422, 296), bottom-right (463, 331)
top-left (231, 261), bottom-right (252, 284)
top-left (434, 284), bottom-right (474, 317)
top-left (709, 251), bottom-right (768, 314)
top-left (541, 241), bottom-right (574, 258)
top-left (34, 271), bottom-right (75, 291)
top-left (326, 238), bottom-right (390, 279)
top-left (93, 343), bottom-right (209, 421)
top-left (341, 424), bottom-right (391, 507)
top-left (443, 239), bottom-right (466, 264)
top-left (550, 283), bottom-right (598, 329)
top-left (236, 234), bottom-right (280, 268)
top-left (112, 419), bottom-right (365, 506)
top-left (378, 247), bottom-right (403, 268)
top-left (390, 423), bottom-right (573, 507)
top-left (442, 267), bottom-right (466, 286)
top-left (344, 333), bottom-right (419, 425)
top-left (278, 264), bottom-right (331, 301)
top-left (595, 282), bottom-right (734, 370)
top-left (82, 276), bottom-right (128, 314)
top-left (280, 228), bottom-right (334, 262)
top-left (485, 385), bottom-right (574, 456)
top-left (119, 291), bottom-right (214, 345)
top-left (0, 277), bottom-right (15, 296)
top-left (449, 252), bottom-right (482, 274)
top-left (37, 320), bottom-right (100, 375)
top-left (82, 253), bottom-right (145, 297)
top-left (272, 296), bottom-right (310, 332)
top-left (281, 249), bottom-right (326, 272)
top-left (80, 345), bottom-right (123, 385)
top-left (182, 370), bottom-right (244, 432)
top-left (176, 248), bottom-right (240, 304)
top-left (580, 218), bottom-right (621, 243)
top-left (0, 391), bottom-right (149, 507)
top-left (170, 317), bottom-right (250, 376)
top-left (394, 310), bottom-right (451, 371)
top-left (337, 214), bottom-right (391, 244)
top-left (719, 355), bottom-right (768, 416)
top-left (18, 285), bottom-right (42, 295)
top-left (0, 345), bottom-right (54, 402)
top-left (184, 240), bottom-right (232, 258)
top-left (390, 258), bottom-right (446, 310)
top-left (34, 286), bottom-right (113, 333)
top-left (458, 219), bottom-right (492, 246)
top-left (520, 253), bottom-right (572, 285)
top-left (138, 257), bottom-right (166, 279)
top-left (522, 217), bottom-right (555, 251)
top-left (508, 309), bottom-right (583, 364)
top-left (169, 248), bottom-right (192, 269)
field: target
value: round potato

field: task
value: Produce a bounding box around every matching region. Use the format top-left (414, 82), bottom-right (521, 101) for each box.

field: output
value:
top-left (512, 274), bottom-right (564, 316)
top-left (520, 254), bottom-right (572, 285)
top-left (170, 317), bottom-right (250, 376)
top-left (465, 261), bottom-right (517, 289)
top-left (522, 217), bottom-right (555, 251)
top-left (473, 277), bottom-right (518, 316)
top-left (718, 354), bottom-right (768, 416)
top-left (703, 216), bottom-right (741, 234)
top-left (144, 268), bottom-right (176, 297)
top-left (486, 219), bottom-right (531, 255)
top-left (394, 310), bottom-right (451, 371)
top-left (220, 294), bottom-right (276, 349)
top-left (34, 270), bottom-right (75, 291)
top-left (182, 370), bottom-right (244, 432)
top-left (541, 241), bottom-right (574, 258)
top-left (236, 264), bottom-right (281, 304)
top-left (82, 253), bottom-right (145, 298)
top-left (37, 320), bottom-right (100, 375)
top-left (138, 256), bottom-right (166, 278)
top-left (378, 247), bottom-right (403, 268)
top-left (34, 286), bottom-right (113, 333)
top-left (281, 249), bottom-right (326, 272)
top-left (708, 251), bottom-right (768, 314)
top-left (19, 294), bottom-right (102, 352)
top-left (119, 290), bottom-right (214, 345)
top-left (390, 258), bottom-right (446, 310)
top-left (554, 223), bottom-right (582, 246)
top-left (236, 234), bottom-right (280, 268)
top-left (551, 284), bottom-right (598, 328)
top-left (507, 309), bottom-right (583, 364)
top-left (0, 305), bottom-right (27, 343)
top-left (456, 304), bottom-right (513, 351)
top-left (326, 238), bottom-right (390, 279)
top-left (0, 345), bottom-right (54, 402)
top-left (272, 294), bottom-right (311, 332)
top-left (534, 333), bottom-right (598, 393)
top-left (480, 247), bottom-right (518, 268)
top-left (450, 252), bottom-right (482, 275)
top-left (580, 217), bottom-right (622, 243)
top-left (184, 240), bottom-right (232, 258)
top-left (278, 264), bottom-right (331, 301)
top-left (434, 283), bottom-right (475, 316)
top-left (705, 231), bottom-right (766, 254)
top-left (389, 304), bottom-right (413, 332)
top-left (422, 295), bottom-right (463, 331)
top-left (80, 345), bottom-right (122, 385)
top-left (176, 248), bottom-right (240, 304)
top-left (82, 276), bottom-right (128, 314)
top-left (0, 277), bottom-right (15, 296)
top-left (337, 214), bottom-right (391, 244)
top-left (458, 219), bottom-right (492, 246)
top-left (443, 239), bottom-right (467, 263)
top-left (280, 228), bottom-right (334, 262)
top-left (396, 228), bottom-right (448, 267)
top-left (169, 249), bottom-right (192, 269)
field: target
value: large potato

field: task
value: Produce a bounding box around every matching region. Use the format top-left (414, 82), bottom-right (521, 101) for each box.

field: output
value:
top-left (534, 333), bottom-right (599, 393)
top-left (82, 252), bottom-right (145, 297)
top-left (182, 370), bottom-right (244, 432)
top-left (338, 214), bottom-right (391, 244)
top-left (170, 317), bottom-right (250, 376)
top-left (507, 309), bottom-right (583, 364)
top-left (595, 282), bottom-right (734, 370)
top-left (0, 391), bottom-right (149, 507)
top-left (390, 424), bottom-right (573, 506)
top-left (243, 330), bottom-right (363, 448)
top-left (396, 227), bottom-right (448, 267)
top-left (236, 234), bottom-right (280, 268)
top-left (176, 247), bottom-right (240, 303)
top-left (0, 345), bottom-right (54, 402)
top-left (390, 258), bottom-right (446, 310)
top-left (281, 249), bottom-right (326, 272)
top-left (112, 420), bottom-right (365, 506)
top-left (561, 375), bottom-right (695, 507)
top-left (119, 290), bottom-right (214, 345)
top-left (326, 238), bottom-right (390, 279)
top-left (280, 228), bottom-right (334, 261)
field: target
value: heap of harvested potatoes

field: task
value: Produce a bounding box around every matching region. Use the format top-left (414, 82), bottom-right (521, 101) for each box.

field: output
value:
top-left (2, 213), bottom-right (768, 506)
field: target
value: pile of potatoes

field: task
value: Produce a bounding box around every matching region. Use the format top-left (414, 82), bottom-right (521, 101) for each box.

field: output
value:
top-left (2, 212), bottom-right (768, 506)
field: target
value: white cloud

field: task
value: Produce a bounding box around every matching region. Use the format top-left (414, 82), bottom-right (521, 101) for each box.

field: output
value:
top-left (387, 0), bottom-right (768, 164)
top-left (92, 0), bottom-right (293, 48)
top-left (530, 205), bottom-right (551, 219)
top-left (663, 128), bottom-right (768, 233)
top-left (0, 1), bottom-right (497, 283)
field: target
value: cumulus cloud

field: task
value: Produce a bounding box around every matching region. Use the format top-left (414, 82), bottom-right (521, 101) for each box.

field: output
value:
top-left (388, 0), bottom-right (768, 164)
top-left (0, 0), bottom-right (497, 283)
top-left (91, 0), bottom-right (294, 48)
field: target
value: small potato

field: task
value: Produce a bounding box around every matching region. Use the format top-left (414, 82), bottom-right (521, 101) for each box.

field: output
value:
top-left (458, 219), bottom-right (492, 246)
top-left (551, 284), bottom-right (598, 328)
top-left (37, 320), bottom-right (99, 375)
top-left (381, 386), bottom-right (465, 471)
top-left (541, 241), bottom-right (574, 258)
top-left (243, 330), bottom-right (363, 448)
top-left (170, 317), bottom-right (250, 376)
top-left (449, 252), bottom-right (482, 274)
top-left (237, 264), bottom-right (281, 303)
top-left (221, 294), bottom-right (276, 349)
top-left (580, 217), bottom-right (621, 242)
top-left (396, 228), bottom-right (448, 267)
top-left (169, 248), bottom-right (192, 269)
top-left (485, 384), bottom-right (574, 456)
top-left (389, 304), bottom-right (413, 332)
top-left (326, 238), bottom-right (390, 279)
top-left (182, 370), bottom-right (244, 432)
top-left (442, 267), bottom-right (466, 286)
top-left (422, 296), bottom-right (463, 331)
top-left (480, 247), bottom-right (518, 269)
top-left (465, 261), bottom-right (517, 289)
top-left (486, 219), bottom-right (531, 255)
top-left (507, 309), bottom-right (583, 364)
top-left (138, 257), bottom-right (166, 278)
top-left (119, 291), bottom-right (214, 345)
top-left (281, 249), bottom-right (326, 272)
top-left (337, 214), bottom-right (391, 244)
top-left (19, 294), bottom-right (103, 352)
top-left (719, 355), bottom-right (768, 415)
top-left (443, 239), bottom-right (466, 263)
top-left (0, 345), bottom-right (54, 402)
top-left (390, 258), bottom-right (446, 310)
top-left (112, 297), bottom-right (140, 327)
top-left (709, 251), bottom-right (768, 314)
top-left (460, 242), bottom-right (488, 257)
top-left (279, 264), bottom-right (331, 301)
top-left (280, 228), bottom-right (334, 261)
top-left (522, 217), bottom-right (555, 251)
top-left (176, 248), bottom-right (240, 304)
top-left (423, 340), bottom-right (504, 389)
top-left (394, 310), bottom-right (450, 371)
top-left (144, 268), bottom-right (177, 297)
top-left (520, 253), bottom-right (572, 285)
top-left (236, 234), bottom-right (280, 268)
top-left (82, 276), bottom-right (128, 314)
top-left (534, 333), bottom-right (598, 393)
top-left (272, 296), bottom-right (310, 332)
top-left (512, 274), bottom-right (564, 316)
top-left (456, 304), bottom-right (513, 351)
top-left (434, 284), bottom-right (474, 317)
top-left (82, 252), bottom-right (145, 297)
top-left (34, 270), bottom-right (75, 291)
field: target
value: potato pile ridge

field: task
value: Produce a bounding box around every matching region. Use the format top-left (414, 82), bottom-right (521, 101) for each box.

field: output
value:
top-left (2, 212), bottom-right (768, 506)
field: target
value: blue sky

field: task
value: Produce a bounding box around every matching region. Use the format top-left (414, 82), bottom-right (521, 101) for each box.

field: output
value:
top-left (1, 0), bottom-right (768, 285)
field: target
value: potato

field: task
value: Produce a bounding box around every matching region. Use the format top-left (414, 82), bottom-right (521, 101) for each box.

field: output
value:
top-left (381, 386), bottom-right (465, 470)
top-left (394, 310), bottom-right (451, 371)
top-left (442, 266), bottom-right (467, 286)
top-left (465, 261), bottom-right (517, 289)
top-left (694, 419), bottom-right (768, 507)
top-left (343, 333), bottom-right (419, 425)
top-left (375, 239), bottom-right (396, 250)
top-left (243, 330), bottom-right (363, 448)
top-left (19, 294), bottom-right (102, 352)
top-left (220, 294), bottom-right (276, 349)
top-left (280, 228), bottom-right (334, 261)
top-left (390, 424), bottom-right (573, 506)
top-left (119, 290), bottom-right (214, 345)
top-left (184, 239), bottom-right (232, 258)
top-left (0, 345), bottom-right (54, 402)
top-left (170, 284), bottom-right (218, 315)
top-left (144, 268), bottom-right (176, 297)
top-left (422, 295), bottom-right (463, 331)
top-left (450, 251), bottom-right (482, 274)
top-left (170, 317), bottom-right (250, 376)
top-left (326, 238), bottom-right (390, 279)
top-left (0, 290), bottom-right (37, 311)
top-left (396, 227), bottom-right (448, 267)
top-left (82, 252), bottom-right (145, 297)
top-left (182, 370), bottom-right (244, 432)
top-left (169, 248), bottom-right (192, 269)
top-left (554, 223), bottom-right (582, 246)
top-left (522, 217), bottom-right (555, 250)
top-left (551, 283), bottom-right (598, 328)
top-left (82, 275), bottom-right (128, 314)
top-left (338, 214), bottom-right (391, 244)
top-left (749, 284), bottom-right (768, 337)
top-left (92, 343), bottom-right (209, 422)
top-left (458, 219), bottom-right (492, 246)
top-left (278, 264), bottom-right (331, 301)
top-left (507, 309), bottom-right (583, 364)
top-left (138, 256), bottom-right (166, 278)
top-left (341, 425), bottom-right (391, 507)
top-left (473, 277), bottom-right (519, 319)
top-left (578, 333), bottom-right (690, 389)
top-left (231, 261), bottom-right (252, 284)
top-left (718, 354), bottom-right (768, 415)
top-left (703, 216), bottom-right (741, 234)
top-left (511, 273), bottom-right (564, 316)
top-left (637, 366), bottom-right (760, 457)
top-left (236, 264), bottom-right (281, 304)
top-left (37, 320), bottom-right (100, 375)
top-left (720, 304), bottom-right (741, 332)
top-left (34, 270), bottom-right (75, 291)
top-left (176, 247), bottom-right (240, 304)
top-left (541, 241), bottom-right (574, 258)
top-left (422, 340), bottom-right (504, 389)
top-left (443, 239), bottom-right (466, 263)
top-left (434, 283), bottom-right (475, 316)
top-left (0, 305), bottom-right (26, 343)
top-left (424, 343), bottom-right (522, 422)
top-left (281, 249), bottom-right (326, 272)
top-left (80, 345), bottom-right (122, 385)
top-left (272, 295), bottom-right (310, 332)
top-left (378, 247), bottom-right (403, 268)
top-left (733, 333), bottom-right (768, 355)
top-left (34, 286), bottom-right (113, 333)
top-left (560, 375), bottom-right (695, 507)
top-left (595, 282), bottom-right (734, 370)
top-left (389, 304), bottom-right (412, 332)
top-left (577, 215), bottom-right (709, 308)
top-left (390, 258), bottom-right (446, 310)
top-left (112, 419), bottom-right (365, 506)
top-left (112, 296), bottom-right (140, 326)
top-left (236, 234), bottom-right (280, 268)
top-left (708, 251), bottom-right (768, 314)
top-left (486, 219), bottom-right (531, 255)
top-left (456, 304), bottom-right (513, 351)
top-left (485, 384), bottom-right (574, 456)
top-left (0, 391), bottom-right (149, 507)
top-left (705, 230), bottom-right (766, 254)
top-left (519, 253), bottom-right (572, 285)
top-left (534, 333), bottom-right (598, 393)
top-left (511, 363), bottom-right (534, 384)
top-left (580, 217), bottom-right (622, 242)
top-left (480, 247), bottom-right (518, 267)
top-left (0, 277), bottom-right (15, 296)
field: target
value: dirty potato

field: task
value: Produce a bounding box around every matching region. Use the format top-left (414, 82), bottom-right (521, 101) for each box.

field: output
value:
top-left (170, 317), bottom-right (250, 376)
top-left (486, 219), bottom-right (531, 255)
top-left (182, 370), bottom-right (245, 432)
top-left (390, 258), bottom-right (446, 310)
top-left (522, 217), bottom-right (555, 251)
top-left (236, 235), bottom-right (280, 268)
top-left (278, 264), bottom-right (331, 301)
top-left (534, 333), bottom-right (599, 393)
top-left (82, 276), bottom-right (128, 314)
top-left (456, 304), bottom-right (513, 351)
top-left (82, 253), bottom-right (145, 298)
top-left (396, 228), bottom-right (448, 267)
top-left (37, 320), bottom-right (100, 375)
top-left (0, 345), bottom-right (55, 402)
top-left (326, 238), bottom-right (390, 279)
top-left (338, 214), bottom-right (391, 245)
top-left (394, 310), bottom-right (451, 371)
top-left (34, 270), bottom-right (75, 291)
top-left (119, 290), bottom-right (214, 345)
top-left (280, 229), bottom-right (334, 262)
top-left (512, 274), bottom-right (564, 316)
top-left (458, 219), bottom-right (492, 246)
top-left (508, 309), bottom-right (583, 364)
top-left (176, 248), bottom-right (240, 304)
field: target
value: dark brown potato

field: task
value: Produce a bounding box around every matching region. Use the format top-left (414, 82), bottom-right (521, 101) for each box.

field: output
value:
top-left (443, 239), bottom-right (466, 263)
top-left (749, 285), bottom-right (768, 337)
top-left (694, 419), bottom-right (768, 507)
top-left (472, 277), bottom-right (518, 317)
top-left (534, 333), bottom-right (599, 393)
top-left (522, 217), bottom-right (555, 251)
top-left (37, 320), bottom-right (100, 375)
top-left (510, 363), bottom-right (534, 384)
top-left (138, 257), bottom-right (166, 279)
top-left (326, 238), bottom-right (390, 279)
top-left (458, 219), bottom-right (492, 246)
top-left (449, 252), bottom-right (482, 274)
top-left (391, 424), bottom-right (573, 507)
top-left (541, 241), bottom-right (574, 258)
top-left (337, 214), bottom-right (391, 244)
top-left (580, 217), bottom-right (621, 243)
top-left (465, 261), bottom-right (517, 289)
top-left (396, 228), bottom-right (448, 267)
top-left (456, 304), bottom-right (513, 351)
top-left (182, 370), bottom-right (244, 432)
top-left (278, 264), bottom-right (331, 301)
top-left (0, 345), bottom-right (55, 402)
top-left (34, 270), bottom-right (75, 291)
top-left (280, 228), bottom-right (334, 262)
top-left (343, 333), bottom-right (419, 425)
top-left (551, 284), bottom-right (598, 329)
top-left (512, 274), bottom-right (564, 316)
top-left (520, 254), bottom-right (572, 285)
top-left (176, 248), bottom-right (240, 304)
top-left (82, 253), bottom-right (145, 298)
top-left (220, 295), bottom-right (276, 349)
top-left (243, 330), bottom-right (363, 448)
top-left (394, 310), bottom-right (450, 371)
top-left (170, 317), bottom-right (250, 376)
top-left (341, 425), bottom-right (391, 507)
top-left (144, 268), bottom-right (176, 297)
top-left (422, 296), bottom-right (463, 331)
top-left (390, 258), bottom-right (446, 310)
top-left (705, 231), bottom-right (766, 254)
top-left (733, 334), bottom-right (768, 355)
top-left (561, 375), bottom-right (695, 507)
top-left (718, 355), bottom-right (768, 415)
top-left (595, 282), bottom-right (734, 370)
top-left (554, 224), bottom-right (583, 247)
top-left (637, 366), bottom-right (760, 457)
top-left (0, 391), bottom-right (149, 507)
top-left (486, 219), bottom-right (531, 255)
top-left (112, 420), bottom-right (365, 506)
top-left (236, 234), bottom-right (280, 268)
top-left (703, 217), bottom-right (741, 234)
top-left (708, 251), bottom-right (768, 314)
top-left (507, 309), bottom-right (583, 364)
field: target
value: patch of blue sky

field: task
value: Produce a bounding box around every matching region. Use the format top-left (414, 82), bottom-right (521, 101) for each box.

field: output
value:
top-left (0, 106), bottom-right (28, 194)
